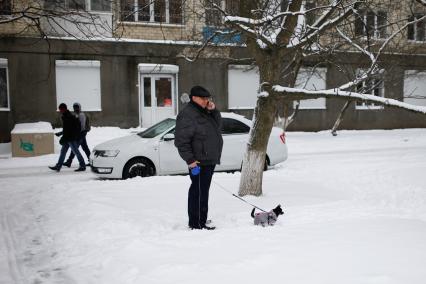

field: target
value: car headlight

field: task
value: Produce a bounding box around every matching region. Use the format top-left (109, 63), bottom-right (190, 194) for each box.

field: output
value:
top-left (94, 150), bottom-right (120, 157)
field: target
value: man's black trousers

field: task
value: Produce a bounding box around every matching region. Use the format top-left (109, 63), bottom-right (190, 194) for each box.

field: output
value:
top-left (188, 165), bottom-right (215, 229)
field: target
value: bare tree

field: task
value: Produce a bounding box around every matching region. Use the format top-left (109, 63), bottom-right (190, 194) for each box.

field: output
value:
top-left (195, 0), bottom-right (426, 196)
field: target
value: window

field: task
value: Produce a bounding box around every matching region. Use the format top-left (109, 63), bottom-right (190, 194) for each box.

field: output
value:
top-left (0, 0), bottom-right (11, 15)
top-left (408, 14), bottom-right (426, 41)
top-left (205, 0), bottom-right (240, 26)
top-left (304, 1), bottom-right (316, 27)
top-left (294, 67), bottom-right (327, 109)
top-left (45, 0), bottom-right (111, 12)
top-left (0, 59), bottom-right (10, 111)
top-left (120, 0), bottom-right (183, 24)
top-left (205, 0), bottom-right (223, 27)
top-left (355, 10), bottom-right (387, 39)
top-left (221, 118), bottom-right (250, 134)
top-left (55, 60), bottom-right (102, 111)
top-left (403, 70), bottom-right (426, 106)
top-left (228, 65), bottom-right (260, 110)
top-left (138, 118), bottom-right (175, 138)
top-left (355, 70), bottom-right (384, 110)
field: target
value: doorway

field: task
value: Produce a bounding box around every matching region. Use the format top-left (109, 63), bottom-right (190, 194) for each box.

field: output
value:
top-left (138, 64), bottom-right (179, 127)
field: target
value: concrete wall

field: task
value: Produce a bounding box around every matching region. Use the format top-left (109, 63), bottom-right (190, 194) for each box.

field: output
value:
top-left (0, 37), bottom-right (231, 141)
top-left (1, 37), bottom-right (426, 142)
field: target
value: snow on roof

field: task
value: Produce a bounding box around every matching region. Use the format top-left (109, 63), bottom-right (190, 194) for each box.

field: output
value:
top-left (11, 122), bottom-right (54, 134)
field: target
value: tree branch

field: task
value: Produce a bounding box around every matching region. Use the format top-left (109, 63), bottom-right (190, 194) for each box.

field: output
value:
top-left (273, 86), bottom-right (426, 115)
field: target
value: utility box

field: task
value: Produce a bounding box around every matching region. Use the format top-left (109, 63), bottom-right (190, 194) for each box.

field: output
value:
top-left (11, 122), bottom-right (54, 157)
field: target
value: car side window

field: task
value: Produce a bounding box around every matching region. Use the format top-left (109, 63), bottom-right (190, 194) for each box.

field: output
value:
top-left (221, 118), bottom-right (250, 135)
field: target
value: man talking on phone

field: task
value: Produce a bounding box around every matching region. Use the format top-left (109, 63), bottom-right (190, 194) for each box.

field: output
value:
top-left (174, 86), bottom-right (223, 230)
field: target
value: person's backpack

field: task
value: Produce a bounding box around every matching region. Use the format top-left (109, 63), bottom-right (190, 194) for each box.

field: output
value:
top-left (73, 114), bottom-right (81, 134)
top-left (85, 113), bottom-right (91, 132)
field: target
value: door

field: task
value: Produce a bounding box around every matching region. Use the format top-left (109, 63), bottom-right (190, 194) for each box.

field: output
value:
top-left (141, 74), bottom-right (175, 127)
top-left (216, 118), bottom-right (251, 171)
top-left (158, 129), bottom-right (188, 174)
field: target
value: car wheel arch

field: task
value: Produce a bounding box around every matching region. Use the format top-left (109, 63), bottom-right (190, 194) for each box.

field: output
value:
top-left (122, 156), bottom-right (157, 179)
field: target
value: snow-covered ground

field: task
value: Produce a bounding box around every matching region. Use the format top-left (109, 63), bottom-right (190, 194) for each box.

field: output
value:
top-left (1, 127), bottom-right (426, 284)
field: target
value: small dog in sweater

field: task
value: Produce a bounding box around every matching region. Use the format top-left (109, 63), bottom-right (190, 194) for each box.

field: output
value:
top-left (251, 205), bottom-right (284, 227)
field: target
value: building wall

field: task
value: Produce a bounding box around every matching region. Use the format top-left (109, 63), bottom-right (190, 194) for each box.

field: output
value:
top-left (1, 36), bottom-right (426, 142)
top-left (0, 37), bottom-right (231, 141)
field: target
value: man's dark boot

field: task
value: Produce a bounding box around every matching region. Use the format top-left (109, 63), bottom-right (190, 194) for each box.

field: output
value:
top-left (74, 167), bottom-right (86, 172)
top-left (49, 165), bottom-right (61, 172)
top-left (202, 225), bottom-right (216, 230)
top-left (63, 160), bottom-right (72, 167)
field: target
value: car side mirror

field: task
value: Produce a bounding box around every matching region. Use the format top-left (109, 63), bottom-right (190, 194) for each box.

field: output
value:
top-left (163, 133), bottom-right (175, 141)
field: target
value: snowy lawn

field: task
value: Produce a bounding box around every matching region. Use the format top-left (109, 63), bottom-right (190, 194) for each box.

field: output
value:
top-left (1, 127), bottom-right (426, 284)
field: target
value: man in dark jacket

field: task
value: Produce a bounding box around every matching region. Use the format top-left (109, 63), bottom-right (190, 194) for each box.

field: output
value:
top-left (63, 102), bottom-right (91, 167)
top-left (174, 86), bottom-right (223, 230)
top-left (49, 103), bottom-right (86, 172)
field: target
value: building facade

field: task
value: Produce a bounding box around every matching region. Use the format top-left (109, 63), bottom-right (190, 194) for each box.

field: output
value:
top-left (0, 0), bottom-right (426, 142)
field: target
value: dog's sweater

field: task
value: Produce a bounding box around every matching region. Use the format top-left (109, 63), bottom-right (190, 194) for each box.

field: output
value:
top-left (253, 210), bottom-right (278, 226)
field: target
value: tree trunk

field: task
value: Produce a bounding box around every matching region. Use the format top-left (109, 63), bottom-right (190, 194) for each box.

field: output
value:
top-left (331, 100), bottom-right (351, 136)
top-left (238, 94), bottom-right (277, 196)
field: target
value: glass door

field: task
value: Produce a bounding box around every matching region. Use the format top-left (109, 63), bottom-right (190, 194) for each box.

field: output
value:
top-left (141, 74), bottom-right (175, 127)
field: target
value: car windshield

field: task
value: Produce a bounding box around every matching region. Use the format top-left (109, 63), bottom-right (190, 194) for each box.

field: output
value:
top-left (137, 118), bottom-right (176, 138)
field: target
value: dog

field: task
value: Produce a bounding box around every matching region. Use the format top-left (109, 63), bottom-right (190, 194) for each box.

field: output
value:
top-left (251, 205), bottom-right (284, 227)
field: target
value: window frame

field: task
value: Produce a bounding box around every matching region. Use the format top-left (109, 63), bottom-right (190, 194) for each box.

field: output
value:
top-left (355, 10), bottom-right (387, 39)
top-left (407, 14), bottom-right (426, 42)
top-left (120, 0), bottom-right (183, 25)
top-left (205, 0), bottom-right (224, 27)
top-left (227, 65), bottom-right (260, 110)
top-left (45, 0), bottom-right (111, 12)
top-left (294, 67), bottom-right (327, 110)
top-left (355, 69), bottom-right (385, 110)
top-left (0, 59), bottom-right (10, 111)
top-left (403, 70), bottom-right (426, 106)
top-left (221, 118), bottom-right (250, 135)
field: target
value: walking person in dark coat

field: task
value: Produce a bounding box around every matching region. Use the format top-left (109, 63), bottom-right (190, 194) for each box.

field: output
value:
top-left (49, 103), bottom-right (86, 172)
top-left (63, 102), bottom-right (91, 167)
top-left (174, 86), bottom-right (223, 230)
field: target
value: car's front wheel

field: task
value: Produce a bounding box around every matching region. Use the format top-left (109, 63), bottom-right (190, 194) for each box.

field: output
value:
top-left (122, 157), bottom-right (156, 179)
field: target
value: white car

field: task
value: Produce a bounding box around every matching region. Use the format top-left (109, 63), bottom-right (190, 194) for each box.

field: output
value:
top-left (90, 112), bottom-right (287, 179)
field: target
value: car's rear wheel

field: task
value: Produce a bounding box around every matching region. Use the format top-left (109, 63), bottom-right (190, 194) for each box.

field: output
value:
top-left (240, 156), bottom-right (270, 172)
top-left (123, 157), bottom-right (156, 179)
top-left (263, 156), bottom-right (270, 171)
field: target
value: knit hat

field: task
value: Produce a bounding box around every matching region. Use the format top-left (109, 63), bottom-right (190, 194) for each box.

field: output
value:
top-left (190, 86), bottom-right (211, 98)
top-left (58, 103), bottom-right (67, 110)
top-left (73, 102), bottom-right (81, 110)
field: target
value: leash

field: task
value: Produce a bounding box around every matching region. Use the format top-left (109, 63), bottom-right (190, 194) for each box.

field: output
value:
top-left (212, 180), bottom-right (267, 212)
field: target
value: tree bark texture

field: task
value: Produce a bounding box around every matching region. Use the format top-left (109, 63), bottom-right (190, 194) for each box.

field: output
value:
top-left (238, 91), bottom-right (278, 196)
